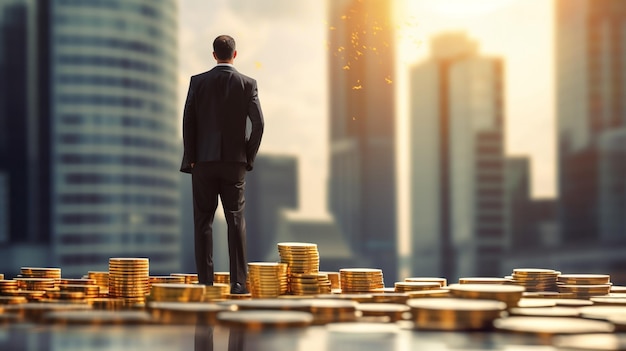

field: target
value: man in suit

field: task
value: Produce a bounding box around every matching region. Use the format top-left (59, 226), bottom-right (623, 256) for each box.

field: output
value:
top-left (181, 35), bottom-right (264, 294)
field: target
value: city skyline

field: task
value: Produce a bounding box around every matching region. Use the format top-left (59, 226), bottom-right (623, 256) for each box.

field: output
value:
top-left (178, 0), bottom-right (556, 225)
top-left (1, 0), bottom-right (620, 283)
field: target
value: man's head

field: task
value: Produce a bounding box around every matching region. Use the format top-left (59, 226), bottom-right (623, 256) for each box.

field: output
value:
top-left (213, 35), bottom-right (237, 63)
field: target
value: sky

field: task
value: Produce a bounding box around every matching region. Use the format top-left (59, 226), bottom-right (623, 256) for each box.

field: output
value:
top-left (177, 0), bottom-right (556, 220)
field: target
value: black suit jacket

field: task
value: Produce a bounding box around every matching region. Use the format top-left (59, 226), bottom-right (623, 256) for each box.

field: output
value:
top-left (180, 65), bottom-right (264, 173)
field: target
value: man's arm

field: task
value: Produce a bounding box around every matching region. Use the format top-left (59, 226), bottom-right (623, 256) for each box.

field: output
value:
top-left (182, 77), bottom-right (197, 166)
top-left (245, 81), bottom-right (264, 171)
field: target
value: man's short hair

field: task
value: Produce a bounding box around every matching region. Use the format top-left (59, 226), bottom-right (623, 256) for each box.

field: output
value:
top-left (213, 35), bottom-right (236, 60)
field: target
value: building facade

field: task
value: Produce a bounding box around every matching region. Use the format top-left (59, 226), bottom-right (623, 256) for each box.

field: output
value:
top-left (0, 0), bottom-right (181, 277)
top-left (327, 0), bottom-right (398, 283)
top-left (556, 0), bottom-right (626, 245)
top-left (50, 0), bottom-right (181, 276)
top-left (410, 33), bottom-right (506, 280)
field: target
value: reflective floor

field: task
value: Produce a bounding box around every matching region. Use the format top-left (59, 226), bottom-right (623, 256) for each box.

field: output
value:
top-left (0, 322), bottom-right (581, 351)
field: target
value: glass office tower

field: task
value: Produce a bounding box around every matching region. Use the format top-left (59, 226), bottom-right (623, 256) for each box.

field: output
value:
top-left (50, 0), bottom-right (180, 276)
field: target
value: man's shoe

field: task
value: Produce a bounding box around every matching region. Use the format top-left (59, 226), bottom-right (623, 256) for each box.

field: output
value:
top-left (230, 282), bottom-right (248, 294)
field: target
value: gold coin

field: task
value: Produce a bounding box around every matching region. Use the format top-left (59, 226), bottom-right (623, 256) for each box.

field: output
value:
top-left (493, 316), bottom-right (614, 335)
top-left (217, 310), bottom-right (313, 329)
top-left (405, 277), bottom-right (447, 286)
top-left (459, 277), bottom-right (510, 285)
top-left (558, 274), bottom-right (611, 285)
top-left (554, 334), bottom-right (626, 351)
top-left (516, 298), bottom-right (556, 308)
top-left (394, 282), bottom-right (441, 292)
top-left (508, 307), bottom-right (580, 318)
top-left (406, 289), bottom-right (450, 298)
top-left (356, 303), bottom-right (410, 321)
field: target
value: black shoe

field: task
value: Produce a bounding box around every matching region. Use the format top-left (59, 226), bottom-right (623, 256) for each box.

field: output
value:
top-left (230, 282), bottom-right (248, 294)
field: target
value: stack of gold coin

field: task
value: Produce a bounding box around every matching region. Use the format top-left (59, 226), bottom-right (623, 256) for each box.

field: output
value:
top-left (5, 289), bottom-right (46, 301)
top-left (171, 273), bottom-right (199, 284)
top-left (407, 297), bottom-right (506, 331)
top-left (203, 283), bottom-right (229, 301)
top-left (88, 297), bottom-right (126, 310)
top-left (558, 284), bottom-right (611, 299)
top-left (290, 273), bottom-right (320, 296)
top-left (0, 274), bottom-right (4, 280)
top-left (308, 299), bottom-right (358, 325)
top-left (58, 284), bottom-right (100, 299)
top-left (321, 271), bottom-right (340, 290)
top-left (278, 242), bottom-right (320, 274)
top-left (0, 295), bottom-right (27, 305)
top-left (88, 271), bottom-right (109, 296)
top-left (45, 278), bottom-right (98, 302)
top-left (556, 274), bottom-right (612, 299)
top-left (510, 268), bottom-right (559, 292)
top-left (558, 274), bottom-right (610, 285)
top-left (108, 258), bottom-right (150, 304)
top-left (522, 291), bottom-right (563, 298)
top-left (149, 276), bottom-right (185, 290)
top-left (339, 268), bottom-right (384, 293)
top-left (448, 284), bottom-right (525, 308)
top-left (0, 280), bottom-right (18, 295)
top-left (371, 292), bottom-right (410, 304)
top-left (214, 272), bottom-right (230, 285)
top-left (406, 289), bottom-right (450, 299)
top-left (15, 278), bottom-right (56, 291)
top-left (20, 267), bottom-right (61, 281)
top-left (44, 288), bottom-right (86, 302)
top-left (405, 277), bottom-right (447, 287)
top-left (459, 277), bottom-right (511, 285)
top-left (59, 278), bottom-right (96, 286)
top-left (149, 283), bottom-right (205, 302)
top-left (248, 262), bottom-right (288, 298)
top-left (317, 273), bottom-right (332, 294)
top-left (394, 281), bottom-right (441, 293)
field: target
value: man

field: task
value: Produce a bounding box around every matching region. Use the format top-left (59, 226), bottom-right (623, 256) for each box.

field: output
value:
top-left (181, 35), bottom-right (264, 294)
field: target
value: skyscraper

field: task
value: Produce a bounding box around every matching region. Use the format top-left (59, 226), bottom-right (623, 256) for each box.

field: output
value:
top-left (0, 0), bottom-right (181, 277)
top-left (409, 33), bottom-right (506, 280)
top-left (556, 0), bottom-right (626, 244)
top-left (245, 154), bottom-right (298, 262)
top-left (50, 0), bottom-right (180, 276)
top-left (0, 0), bottom-right (51, 249)
top-left (327, 0), bottom-right (397, 282)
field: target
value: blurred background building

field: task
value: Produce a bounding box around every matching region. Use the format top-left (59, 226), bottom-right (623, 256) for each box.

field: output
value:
top-left (245, 154), bottom-right (298, 262)
top-left (0, 0), bottom-right (181, 277)
top-left (409, 33), bottom-right (506, 280)
top-left (502, 0), bottom-right (626, 282)
top-left (327, 0), bottom-right (398, 283)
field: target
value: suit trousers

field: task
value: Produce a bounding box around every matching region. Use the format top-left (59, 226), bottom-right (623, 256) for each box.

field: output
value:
top-left (191, 161), bottom-right (248, 286)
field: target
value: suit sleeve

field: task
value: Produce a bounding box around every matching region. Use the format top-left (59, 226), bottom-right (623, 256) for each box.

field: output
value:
top-left (245, 80), bottom-right (264, 171)
top-left (182, 77), bottom-right (197, 170)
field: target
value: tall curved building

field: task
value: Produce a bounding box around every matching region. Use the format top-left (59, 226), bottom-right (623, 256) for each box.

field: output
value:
top-left (50, 0), bottom-right (180, 276)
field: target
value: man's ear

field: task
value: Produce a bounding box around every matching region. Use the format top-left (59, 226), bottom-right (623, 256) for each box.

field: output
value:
top-left (233, 50), bottom-right (237, 59)
top-left (213, 52), bottom-right (218, 60)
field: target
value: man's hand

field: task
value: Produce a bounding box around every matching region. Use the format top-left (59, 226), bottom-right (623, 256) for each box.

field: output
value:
top-left (191, 163), bottom-right (195, 168)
